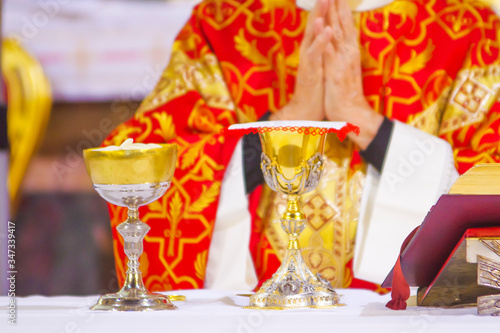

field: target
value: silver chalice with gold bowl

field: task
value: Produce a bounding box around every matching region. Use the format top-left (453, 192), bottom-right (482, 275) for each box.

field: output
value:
top-left (227, 120), bottom-right (359, 309)
top-left (83, 139), bottom-right (179, 311)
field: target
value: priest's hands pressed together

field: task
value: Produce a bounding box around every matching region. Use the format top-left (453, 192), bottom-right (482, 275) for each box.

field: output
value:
top-left (271, 0), bottom-right (383, 150)
top-left (272, 0), bottom-right (331, 122)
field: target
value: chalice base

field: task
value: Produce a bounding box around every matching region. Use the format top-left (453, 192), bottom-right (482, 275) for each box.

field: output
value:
top-left (90, 290), bottom-right (177, 311)
top-left (245, 248), bottom-right (340, 310)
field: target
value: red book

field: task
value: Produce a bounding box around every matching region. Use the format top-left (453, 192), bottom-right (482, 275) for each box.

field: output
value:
top-left (382, 195), bottom-right (500, 288)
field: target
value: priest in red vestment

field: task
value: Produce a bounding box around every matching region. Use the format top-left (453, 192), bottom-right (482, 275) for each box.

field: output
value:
top-left (103, 0), bottom-right (500, 293)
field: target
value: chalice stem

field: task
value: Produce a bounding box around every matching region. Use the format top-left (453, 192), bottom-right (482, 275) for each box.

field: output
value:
top-left (83, 143), bottom-right (178, 311)
top-left (231, 121), bottom-right (345, 309)
top-left (117, 206), bottom-right (150, 295)
top-left (247, 194), bottom-right (339, 308)
top-left (282, 194), bottom-right (306, 250)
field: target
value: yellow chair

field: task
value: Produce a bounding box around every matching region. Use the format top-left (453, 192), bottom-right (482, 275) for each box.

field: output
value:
top-left (2, 38), bottom-right (52, 213)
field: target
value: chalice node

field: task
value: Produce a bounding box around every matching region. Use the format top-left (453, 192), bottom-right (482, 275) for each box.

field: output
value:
top-left (83, 143), bottom-right (178, 311)
top-left (228, 120), bottom-right (359, 309)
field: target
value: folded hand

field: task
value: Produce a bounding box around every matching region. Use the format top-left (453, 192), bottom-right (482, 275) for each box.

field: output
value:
top-left (270, 0), bottom-right (332, 121)
top-left (323, 0), bottom-right (383, 149)
top-left (274, 0), bottom-right (383, 150)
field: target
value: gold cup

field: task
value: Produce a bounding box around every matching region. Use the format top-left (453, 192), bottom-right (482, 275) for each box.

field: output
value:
top-left (247, 129), bottom-right (340, 309)
top-left (83, 144), bottom-right (178, 311)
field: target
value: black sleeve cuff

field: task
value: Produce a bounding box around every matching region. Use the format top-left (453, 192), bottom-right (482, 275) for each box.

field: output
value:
top-left (242, 111), bottom-right (272, 195)
top-left (359, 117), bottom-right (394, 172)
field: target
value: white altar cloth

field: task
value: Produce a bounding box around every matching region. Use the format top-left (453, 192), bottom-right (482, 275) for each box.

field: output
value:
top-left (1, 289), bottom-right (498, 332)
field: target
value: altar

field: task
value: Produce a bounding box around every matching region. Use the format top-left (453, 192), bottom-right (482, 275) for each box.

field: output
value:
top-left (1, 289), bottom-right (499, 332)
top-left (3, 0), bottom-right (500, 330)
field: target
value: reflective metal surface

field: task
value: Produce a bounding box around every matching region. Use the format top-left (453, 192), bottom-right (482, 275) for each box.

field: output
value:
top-left (477, 254), bottom-right (500, 290)
top-left (93, 183), bottom-right (170, 208)
top-left (477, 239), bottom-right (500, 315)
top-left (84, 145), bottom-right (179, 311)
top-left (477, 294), bottom-right (500, 316)
top-left (246, 129), bottom-right (339, 309)
top-left (83, 144), bottom-right (176, 185)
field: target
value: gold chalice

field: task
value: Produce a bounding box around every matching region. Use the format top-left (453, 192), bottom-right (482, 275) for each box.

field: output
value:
top-left (83, 142), bottom-right (178, 311)
top-left (228, 121), bottom-right (358, 309)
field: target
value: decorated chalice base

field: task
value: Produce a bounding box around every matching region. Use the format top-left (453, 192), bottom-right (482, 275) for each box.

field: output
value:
top-left (83, 139), bottom-right (178, 311)
top-left (227, 121), bottom-right (359, 309)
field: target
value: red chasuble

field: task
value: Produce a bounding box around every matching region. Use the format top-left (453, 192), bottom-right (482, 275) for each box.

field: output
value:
top-left (103, 0), bottom-right (500, 292)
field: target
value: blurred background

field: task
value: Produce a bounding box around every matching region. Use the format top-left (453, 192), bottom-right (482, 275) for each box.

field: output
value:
top-left (1, 0), bottom-right (500, 297)
top-left (0, 0), bottom-right (199, 296)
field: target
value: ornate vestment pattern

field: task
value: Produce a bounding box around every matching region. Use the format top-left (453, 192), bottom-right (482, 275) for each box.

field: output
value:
top-left (104, 0), bottom-right (500, 292)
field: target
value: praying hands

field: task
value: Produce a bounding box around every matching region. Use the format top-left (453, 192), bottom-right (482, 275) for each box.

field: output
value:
top-left (271, 0), bottom-right (383, 150)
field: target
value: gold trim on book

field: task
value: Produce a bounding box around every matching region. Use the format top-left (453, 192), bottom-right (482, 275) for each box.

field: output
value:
top-left (449, 164), bottom-right (500, 195)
